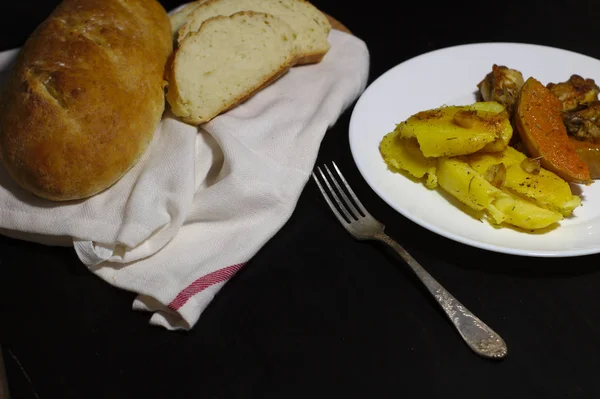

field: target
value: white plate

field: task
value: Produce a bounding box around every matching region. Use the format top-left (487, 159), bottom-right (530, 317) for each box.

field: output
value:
top-left (349, 42), bottom-right (600, 257)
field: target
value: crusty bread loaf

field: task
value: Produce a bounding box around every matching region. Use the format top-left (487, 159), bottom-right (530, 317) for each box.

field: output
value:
top-left (169, 0), bottom-right (208, 40)
top-left (0, 0), bottom-right (173, 201)
top-left (178, 0), bottom-right (331, 65)
top-left (166, 11), bottom-right (297, 125)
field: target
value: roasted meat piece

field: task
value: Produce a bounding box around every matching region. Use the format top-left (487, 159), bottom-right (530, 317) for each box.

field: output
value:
top-left (547, 74), bottom-right (600, 112)
top-left (477, 64), bottom-right (525, 115)
top-left (563, 101), bottom-right (600, 142)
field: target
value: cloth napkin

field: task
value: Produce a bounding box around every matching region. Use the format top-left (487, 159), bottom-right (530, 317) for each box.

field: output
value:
top-left (0, 17), bottom-right (370, 330)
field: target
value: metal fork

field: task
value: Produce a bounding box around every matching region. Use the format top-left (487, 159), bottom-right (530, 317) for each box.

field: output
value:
top-left (312, 162), bottom-right (508, 359)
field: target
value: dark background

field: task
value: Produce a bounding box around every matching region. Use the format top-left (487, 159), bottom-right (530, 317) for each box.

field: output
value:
top-left (1, 0), bottom-right (600, 398)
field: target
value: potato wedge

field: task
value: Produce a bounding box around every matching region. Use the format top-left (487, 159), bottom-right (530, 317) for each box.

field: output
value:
top-left (476, 101), bottom-right (514, 153)
top-left (462, 146), bottom-right (582, 217)
top-left (437, 157), bottom-right (563, 230)
top-left (394, 101), bottom-right (512, 158)
top-left (379, 130), bottom-right (437, 188)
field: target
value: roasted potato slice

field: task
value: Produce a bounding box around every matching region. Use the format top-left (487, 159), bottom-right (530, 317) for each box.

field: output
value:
top-left (462, 146), bottom-right (582, 217)
top-left (394, 101), bottom-right (512, 158)
top-left (437, 157), bottom-right (563, 230)
top-left (379, 130), bottom-right (437, 188)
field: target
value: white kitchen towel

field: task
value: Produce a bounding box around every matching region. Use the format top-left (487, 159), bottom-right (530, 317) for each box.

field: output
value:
top-left (0, 27), bottom-right (369, 330)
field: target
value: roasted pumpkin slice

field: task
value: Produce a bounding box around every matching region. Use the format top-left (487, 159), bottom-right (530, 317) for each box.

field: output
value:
top-left (515, 77), bottom-right (592, 184)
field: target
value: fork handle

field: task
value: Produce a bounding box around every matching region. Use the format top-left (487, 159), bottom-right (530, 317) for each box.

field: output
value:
top-left (374, 232), bottom-right (508, 359)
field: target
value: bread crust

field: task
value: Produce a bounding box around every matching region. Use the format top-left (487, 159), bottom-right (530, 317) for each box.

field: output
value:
top-left (169, 0), bottom-right (209, 41)
top-left (0, 0), bottom-right (173, 201)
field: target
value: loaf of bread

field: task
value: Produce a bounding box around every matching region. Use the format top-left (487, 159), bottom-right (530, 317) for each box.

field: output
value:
top-left (178, 0), bottom-right (331, 65)
top-left (0, 0), bottom-right (172, 201)
top-left (167, 11), bottom-right (297, 125)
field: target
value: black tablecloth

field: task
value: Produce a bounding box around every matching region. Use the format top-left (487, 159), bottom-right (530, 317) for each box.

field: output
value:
top-left (1, 1), bottom-right (599, 398)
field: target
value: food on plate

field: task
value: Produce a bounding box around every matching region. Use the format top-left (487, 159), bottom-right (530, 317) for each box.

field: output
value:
top-left (166, 11), bottom-right (297, 125)
top-left (546, 74), bottom-right (599, 112)
top-left (436, 157), bottom-right (563, 230)
top-left (543, 74), bottom-right (600, 178)
top-left (379, 133), bottom-right (438, 188)
top-left (477, 64), bottom-right (525, 116)
top-left (379, 61), bottom-right (600, 231)
top-left (463, 146), bottom-right (581, 217)
top-left (380, 105), bottom-right (579, 230)
top-left (515, 77), bottom-right (592, 184)
top-left (392, 102), bottom-right (513, 158)
top-left (381, 81), bottom-right (592, 231)
top-left (570, 138), bottom-right (600, 179)
top-left (0, 0), bottom-right (172, 201)
top-left (563, 101), bottom-right (600, 141)
top-left (177, 0), bottom-right (332, 65)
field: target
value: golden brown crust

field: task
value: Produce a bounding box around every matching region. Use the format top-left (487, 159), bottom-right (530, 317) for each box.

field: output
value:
top-left (0, 0), bottom-right (172, 201)
top-left (292, 14), bottom-right (350, 64)
top-left (324, 13), bottom-right (351, 34)
top-left (294, 52), bottom-right (326, 65)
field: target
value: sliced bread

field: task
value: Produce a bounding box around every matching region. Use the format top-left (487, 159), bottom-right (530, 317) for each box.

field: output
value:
top-left (177, 0), bottom-right (331, 64)
top-left (166, 11), bottom-right (297, 125)
top-left (169, 1), bottom-right (207, 40)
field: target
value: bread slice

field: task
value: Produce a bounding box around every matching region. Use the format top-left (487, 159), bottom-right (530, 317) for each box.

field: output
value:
top-left (178, 0), bottom-right (331, 64)
top-left (166, 11), bottom-right (297, 125)
top-left (169, 1), bottom-right (207, 40)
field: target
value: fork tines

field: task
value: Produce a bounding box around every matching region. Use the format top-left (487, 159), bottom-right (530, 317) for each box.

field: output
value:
top-left (311, 162), bottom-right (368, 224)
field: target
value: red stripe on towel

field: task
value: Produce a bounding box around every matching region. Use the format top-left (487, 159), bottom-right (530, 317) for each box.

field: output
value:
top-left (168, 263), bottom-right (245, 311)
